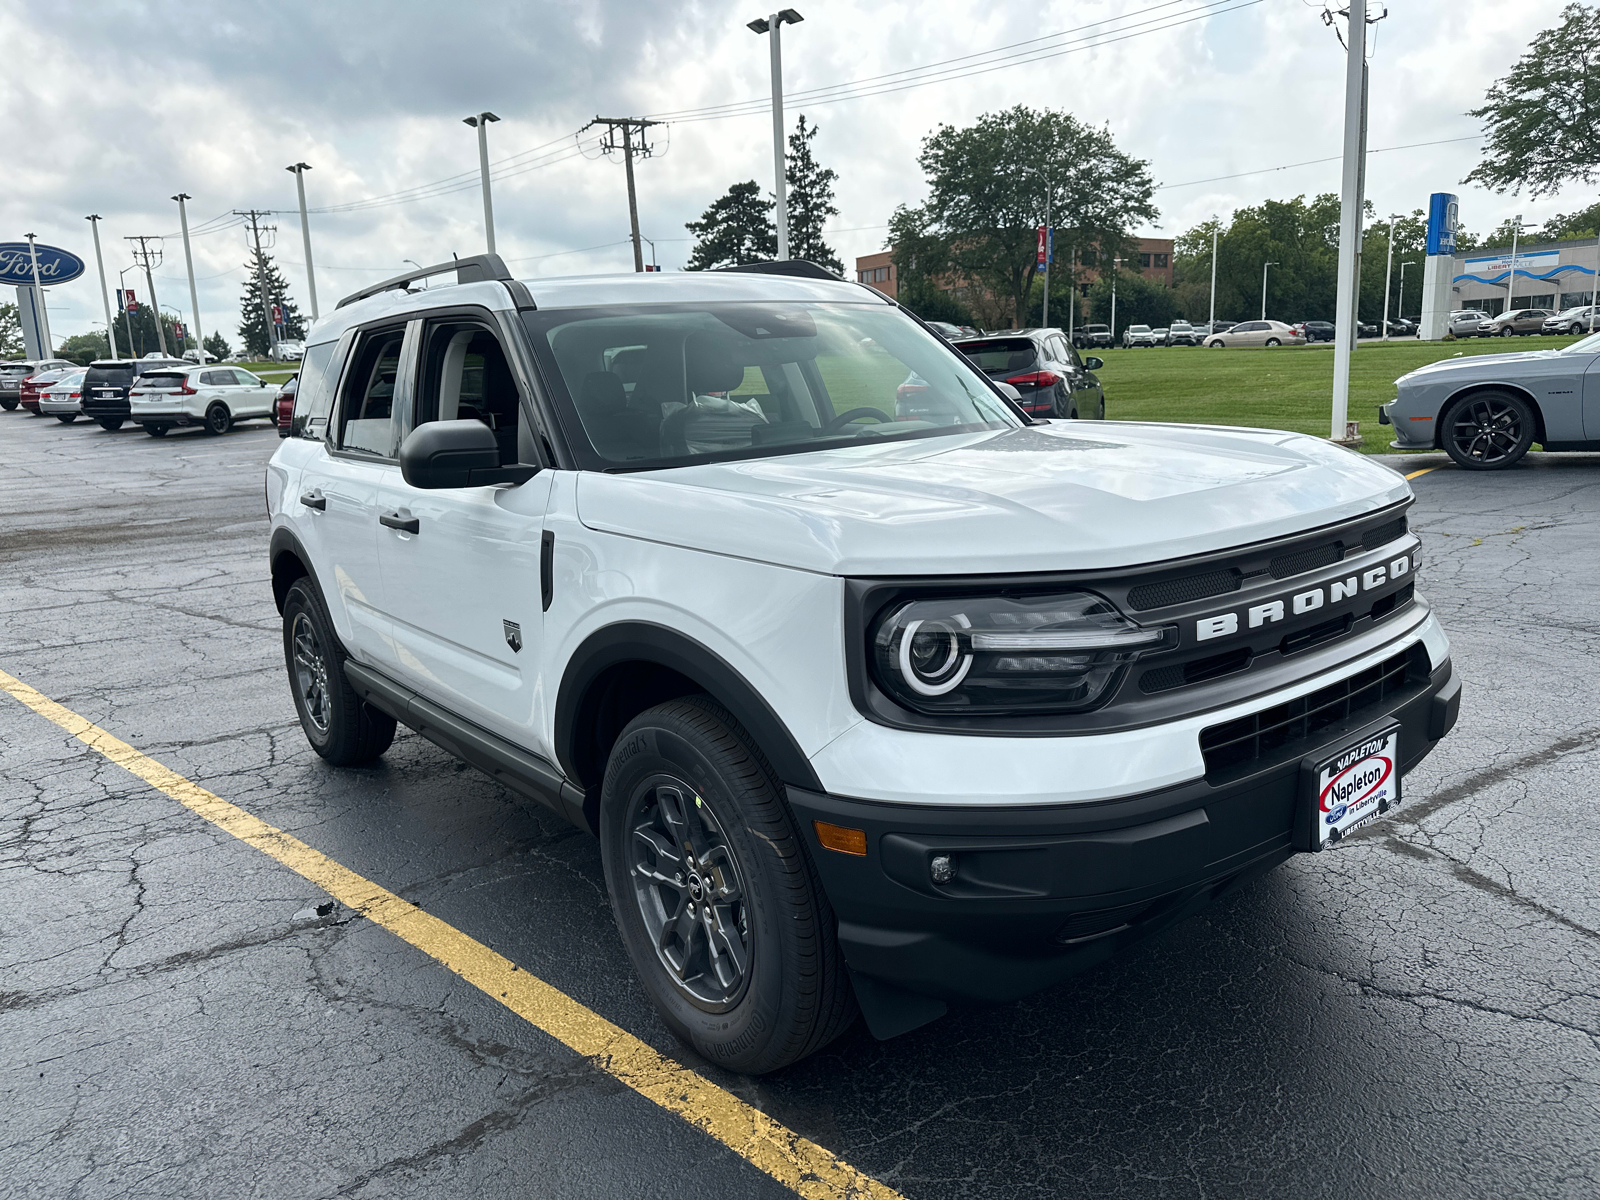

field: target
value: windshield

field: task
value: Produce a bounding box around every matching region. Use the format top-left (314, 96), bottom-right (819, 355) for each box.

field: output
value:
top-left (525, 301), bottom-right (1020, 469)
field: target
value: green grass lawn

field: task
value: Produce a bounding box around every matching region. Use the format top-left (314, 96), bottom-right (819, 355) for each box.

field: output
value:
top-left (1094, 334), bottom-right (1585, 454)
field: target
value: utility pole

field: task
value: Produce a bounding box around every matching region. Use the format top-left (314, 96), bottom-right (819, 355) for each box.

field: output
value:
top-left (287, 163), bottom-right (319, 320)
top-left (463, 112), bottom-right (501, 254)
top-left (172, 194), bottom-right (204, 360)
top-left (1208, 221), bottom-right (1219, 331)
top-left (748, 10), bottom-right (804, 260)
top-left (1329, 0), bottom-right (1376, 441)
top-left (86, 215), bottom-right (118, 359)
top-left (125, 234), bottom-right (167, 356)
top-left (234, 210), bottom-right (279, 357)
top-left (587, 116), bottom-right (663, 272)
top-left (1381, 212), bottom-right (1400, 339)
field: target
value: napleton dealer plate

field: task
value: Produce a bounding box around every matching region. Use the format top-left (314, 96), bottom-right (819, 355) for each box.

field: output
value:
top-left (1312, 726), bottom-right (1401, 849)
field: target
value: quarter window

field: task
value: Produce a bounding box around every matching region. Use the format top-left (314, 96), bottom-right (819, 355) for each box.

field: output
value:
top-left (291, 340), bottom-right (341, 440)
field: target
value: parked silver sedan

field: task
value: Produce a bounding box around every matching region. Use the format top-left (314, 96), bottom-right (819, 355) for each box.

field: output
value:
top-left (1381, 333), bottom-right (1600, 469)
top-left (38, 369), bottom-right (87, 423)
top-left (1203, 319), bottom-right (1306, 348)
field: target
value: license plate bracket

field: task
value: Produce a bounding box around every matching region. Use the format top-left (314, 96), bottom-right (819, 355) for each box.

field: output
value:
top-left (1297, 722), bottom-right (1402, 851)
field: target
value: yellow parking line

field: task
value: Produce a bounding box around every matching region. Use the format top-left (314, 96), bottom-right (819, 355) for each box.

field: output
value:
top-left (1404, 468), bottom-right (1435, 480)
top-left (0, 667), bottom-right (902, 1200)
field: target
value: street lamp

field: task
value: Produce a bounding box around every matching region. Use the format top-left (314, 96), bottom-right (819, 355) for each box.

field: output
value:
top-left (639, 235), bottom-right (659, 270)
top-left (1261, 261), bottom-right (1278, 321)
top-left (1381, 213), bottom-right (1402, 340)
top-left (285, 163), bottom-right (319, 320)
top-left (1019, 166), bottom-right (1054, 329)
top-left (463, 112), bottom-right (501, 255)
top-left (1399, 260), bottom-right (1416, 336)
top-left (1110, 256), bottom-right (1123, 338)
top-left (118, 265), bottom-right (140, 357)
top-left (1505, 213), bottom-right (1528, 314)
top-left (747, 9), bottom-right (803, 261)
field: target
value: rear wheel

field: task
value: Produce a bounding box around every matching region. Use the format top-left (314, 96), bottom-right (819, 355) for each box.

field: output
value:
top-left (1264, 337), bottom-right (1282, 348)
top-left (1441, 390), bottom-right (1535, 470)
top-left (55, 413), bottom-right (77, 424)
top-left (204, 403), bottom-right (231, 435)
top-left (600, 696), bottom-right (856, 1074)
top-left (0, 397), bottom-right (16, 410)
top-left (143, 423), bottom-right (169, 437)
top-left (97, 418), bottom-right (124, 431)
top-left (281, 578), bottom-right (396, 765)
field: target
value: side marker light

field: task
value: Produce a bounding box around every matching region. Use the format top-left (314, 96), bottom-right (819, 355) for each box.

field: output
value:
top-left (813, 821), bottom-right (867, 856)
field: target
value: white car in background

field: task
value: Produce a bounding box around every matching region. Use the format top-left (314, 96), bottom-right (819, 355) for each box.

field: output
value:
top-left (272, 340), bottom-right (306, 362)
top-left (38, 369), bottom-right (87, 423)
top-left (128, 365), bottom-right (279, 437)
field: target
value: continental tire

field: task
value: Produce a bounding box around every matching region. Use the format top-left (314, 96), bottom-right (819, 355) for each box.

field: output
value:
top-left (1441, 389), bottom-right (1536, 471)
top-left (599, 696), bottom-right (856, 1074)
top-left (281, 578), bottom-right (396, 765)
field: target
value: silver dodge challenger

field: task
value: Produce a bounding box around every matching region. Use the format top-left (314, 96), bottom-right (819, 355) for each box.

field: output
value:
top-left (1381, 334), bottom-right (1600, 469)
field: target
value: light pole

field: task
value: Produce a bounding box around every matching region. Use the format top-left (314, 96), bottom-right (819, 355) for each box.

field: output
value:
top-left (1110, 256), bottom-right (1123, 339)
top-left (748, 9), bottom-right (803, 261)
top-left (286, 163), bottom-right (319, 320)
top-left (1260, 261), bottom-right (1278, 321)
top-left (118, 265), bottom-right (140, 356)
top-left (1329, 0), bottom-right (1367, 441)
top-left (1020, 165), bottom-right (1053, 328)
top-left (1380, 213), bottom-right (1401, 340)
top-left (1505, 213), bottom-right (1526, 314)
top-left (1208, 220), bottom-right (1219, 332)
top-left (1399, 260), bottom-right (1415, 335)
top-left (640, 235), bottom-right (659, 270)
top-left (86, 215), bottom-right (118, 359)
top-left (463, 112), bottom-right (501, 255)
top-left (172, 193), bottom-right (204, 361)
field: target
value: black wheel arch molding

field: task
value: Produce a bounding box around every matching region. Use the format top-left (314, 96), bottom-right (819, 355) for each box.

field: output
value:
top-left (554, 620), bottom-right (826, 805)
top-left (269, 525), bottom-right (315, 614)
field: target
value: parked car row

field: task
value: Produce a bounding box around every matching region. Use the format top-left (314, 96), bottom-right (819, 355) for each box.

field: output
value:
top-left (0, 353), bottom-right (291, 438)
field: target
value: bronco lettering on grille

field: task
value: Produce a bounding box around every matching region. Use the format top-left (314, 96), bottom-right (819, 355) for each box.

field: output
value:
top-left (1195, 554), bottom-right (1413, 642)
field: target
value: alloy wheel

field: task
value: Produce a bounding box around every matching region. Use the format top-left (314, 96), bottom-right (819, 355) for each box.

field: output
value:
top-left (291, 612), bottom-right (332, 732)
top-left (627, 776), bottom-right (753, 1012)
top-left (1448, 395), bottom-right (1526, 466)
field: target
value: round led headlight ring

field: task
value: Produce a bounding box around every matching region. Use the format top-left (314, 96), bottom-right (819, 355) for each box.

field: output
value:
top-left (897, 618), bottom-right (973, 696)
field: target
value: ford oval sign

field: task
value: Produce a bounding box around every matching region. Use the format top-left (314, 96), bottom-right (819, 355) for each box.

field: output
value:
top-left (0, 242), bottom-right (86, 286)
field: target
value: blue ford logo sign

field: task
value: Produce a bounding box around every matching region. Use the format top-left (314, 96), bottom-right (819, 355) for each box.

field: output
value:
top-left (0, 242), bottom-right (86, 286)
top-left (1324, 804), bottom-right (1349, 825)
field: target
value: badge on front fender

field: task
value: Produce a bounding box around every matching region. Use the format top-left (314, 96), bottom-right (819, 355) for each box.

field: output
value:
top-left (1297, 724), bottom-right (1402, 851)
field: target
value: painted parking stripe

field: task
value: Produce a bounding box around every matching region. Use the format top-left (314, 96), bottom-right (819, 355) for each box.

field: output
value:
top-left (1404, 468), bottom-right (1435, 480)
top-left (0, 667), bottom-right (902, 1200)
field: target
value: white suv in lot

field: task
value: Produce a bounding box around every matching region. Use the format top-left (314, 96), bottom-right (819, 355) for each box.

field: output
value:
top-left (129, 365), bottom-right (278, 436)
top-left (267, 255), bottom-right (1461, 1073)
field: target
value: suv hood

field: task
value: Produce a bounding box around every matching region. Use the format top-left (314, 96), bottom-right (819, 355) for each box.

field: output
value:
top-left (575, 422), bottom-right (1409, 575)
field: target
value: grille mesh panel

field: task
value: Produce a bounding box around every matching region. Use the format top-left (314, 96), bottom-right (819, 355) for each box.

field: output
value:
top-left (1269, 542), bottom-right (1342, 580)
top-left (1363, 517), bottom-right (1408, 549)
top-left (1127, 569), bottom-right (1241, 612)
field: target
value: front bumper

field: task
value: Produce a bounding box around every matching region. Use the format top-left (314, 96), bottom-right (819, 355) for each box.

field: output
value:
top-left (792, 655), bottom-right (1459, 1018)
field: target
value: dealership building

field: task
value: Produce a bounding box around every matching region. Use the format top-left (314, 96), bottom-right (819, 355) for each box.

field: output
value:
top-left (1448, 236), bottom-right (1600, 316)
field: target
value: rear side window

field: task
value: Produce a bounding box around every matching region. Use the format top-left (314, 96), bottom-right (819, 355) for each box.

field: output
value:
top-left (337, 328), bottom-right (406, 458)
top-left (956, 339), bottom-right (1037, 372)
top-left (291, 340), bottom-right (341, 441)
top-left (231, 369), bottom-right (262, 386)
top-left (200, 370), bottom-right (231, 386)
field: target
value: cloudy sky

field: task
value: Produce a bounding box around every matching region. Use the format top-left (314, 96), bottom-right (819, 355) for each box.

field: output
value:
top-left (3, 0), bottom-right (1580, 347)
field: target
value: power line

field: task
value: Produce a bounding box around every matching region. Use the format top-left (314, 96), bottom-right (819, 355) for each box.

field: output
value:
top-left (1155, 133), bottom-right (1484, 191)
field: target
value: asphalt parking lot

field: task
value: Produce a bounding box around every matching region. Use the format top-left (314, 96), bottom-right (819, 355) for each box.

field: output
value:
top-left (4, 414), bottom-right (1599, 1199)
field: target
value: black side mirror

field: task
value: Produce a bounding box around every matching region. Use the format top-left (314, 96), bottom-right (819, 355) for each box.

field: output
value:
top-left (399, 420), bottom-right (539, 489)
top-left (1083, 356), bottom-right (1104, 371)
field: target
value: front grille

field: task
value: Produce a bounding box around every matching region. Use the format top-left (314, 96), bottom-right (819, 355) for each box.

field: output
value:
top-left (1363, 516), bottom-right (1408, 549)
top-left (1127, 569), bottom-right (1241, 611)
top-left (1199, 649), bottom-right (1415, 778)
top-left (1140, 645), bottom-right (1253, 694)
top-left (1269, 541), bottom-right (1342, 580)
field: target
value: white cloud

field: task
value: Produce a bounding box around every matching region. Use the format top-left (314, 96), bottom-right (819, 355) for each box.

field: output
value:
top-left (2, 0), bottom-right (1578, 345)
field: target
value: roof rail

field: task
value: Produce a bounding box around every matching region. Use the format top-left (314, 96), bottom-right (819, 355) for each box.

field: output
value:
top-left (715, 259), bottom-right (841, 281)
top-left (335, 253), bottom-right (515, 310)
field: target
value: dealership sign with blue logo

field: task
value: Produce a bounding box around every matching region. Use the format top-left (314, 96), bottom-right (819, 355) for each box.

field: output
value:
top-left (0, 242), bottom-right (86, 286)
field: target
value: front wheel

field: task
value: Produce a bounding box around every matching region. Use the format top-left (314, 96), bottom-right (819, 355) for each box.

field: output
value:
top-left (1207, 340), bottom-right (1224, 348)
top-left (600, 696), bottom-right (856, 1074)
top-left (55, 413), bottom-right (77, 424)
top-left (1500, 326), bottom-right (1514, 337)
top-left (204, 403), bottom-right (231, 435)
top-left (97, 418), bottom-right (124, 431)
top-left (281, 578), bottom-right (397, 765)
top-left (1441, 390), bottom-right (1535, 470)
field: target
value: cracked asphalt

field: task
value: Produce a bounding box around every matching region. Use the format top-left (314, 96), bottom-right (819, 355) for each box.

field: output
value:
top-left (3, 414), bottom-right (1599, 1199)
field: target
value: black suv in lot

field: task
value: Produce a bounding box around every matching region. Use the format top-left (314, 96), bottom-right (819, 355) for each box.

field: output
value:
top-left (80, 357), bottom-right (190, 430)
top-left (953, 329), bottom-right (1105, 419)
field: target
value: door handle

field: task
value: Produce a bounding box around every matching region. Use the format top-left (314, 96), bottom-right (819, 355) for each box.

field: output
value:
top-left (379, 511), bottom-right (419, 534)
top-left (299, 490), bottom-right (325, 511)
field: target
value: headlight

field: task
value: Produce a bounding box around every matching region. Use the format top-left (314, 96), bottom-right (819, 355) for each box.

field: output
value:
top-left (870, 592), bottom-right (1174, 715)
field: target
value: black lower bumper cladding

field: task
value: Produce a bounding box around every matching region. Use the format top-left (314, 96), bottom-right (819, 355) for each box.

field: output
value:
top-left (791, 657), bottom-right (1458, 1039)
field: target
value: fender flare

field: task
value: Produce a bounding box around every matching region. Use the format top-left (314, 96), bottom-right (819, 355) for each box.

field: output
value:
top-left (554, 621), bottom-right (824, 794)
top-left (269, 525), bottom-right (314, 613)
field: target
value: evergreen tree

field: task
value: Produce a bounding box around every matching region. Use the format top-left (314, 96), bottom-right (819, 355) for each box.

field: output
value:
top-left (237, 245), bottom-right (305, 357)
top-left (684, 181), bottom-right (777, 270)
top-left (784, 115), bottom-right (842, 274)
top-left (203, 331), bottom-right (232, 362)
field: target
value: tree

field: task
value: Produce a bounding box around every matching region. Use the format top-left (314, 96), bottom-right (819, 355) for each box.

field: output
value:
top-left (1540, 201), bottom-right (1600, 239)
top-left (684, 181), bottom-right (777, 270)
top-left (908, 106), bottom-right (1157, 327)
top-left (56, 331), bottom-right (109, 366)
top-left (784, 115), bottom-right (842, 273)
top-left (0, 303), bottom-right (21, 358)
top-left (1465, 3), bottom-right (1600, 197)
top-left (1172, 194), bottom-right (1344, 323)
top-left (204, 332), bottom-right (232, 362)
top-left (237, 245), bottom-right (305, 358)
top-left (1087, 268), bottom-right (1177, 337)
top-left (109, 304), bottom-right (187, 359)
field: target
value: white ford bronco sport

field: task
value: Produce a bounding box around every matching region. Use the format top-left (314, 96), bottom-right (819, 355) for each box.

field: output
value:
top-left (267, 255), bottom-right (1461, 1074)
